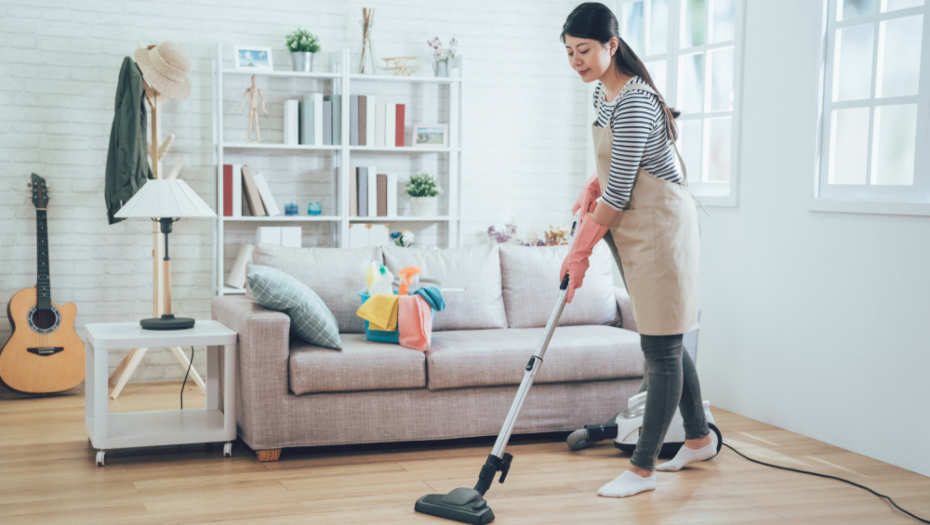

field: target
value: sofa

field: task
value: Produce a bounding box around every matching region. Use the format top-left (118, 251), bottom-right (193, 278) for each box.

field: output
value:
top-left (211, 241), bottom-right (698, 461)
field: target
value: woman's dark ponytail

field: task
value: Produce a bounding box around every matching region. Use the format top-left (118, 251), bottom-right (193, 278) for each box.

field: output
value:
top-left (561, 2), bottom-right (680, 141)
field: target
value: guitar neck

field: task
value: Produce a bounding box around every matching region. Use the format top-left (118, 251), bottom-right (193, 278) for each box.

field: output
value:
top-left (36, 209), bottom-right (51, 310)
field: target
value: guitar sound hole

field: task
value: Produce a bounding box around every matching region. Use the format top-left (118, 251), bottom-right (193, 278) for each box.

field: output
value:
top-left (32, 309), bottom-right (57, 329)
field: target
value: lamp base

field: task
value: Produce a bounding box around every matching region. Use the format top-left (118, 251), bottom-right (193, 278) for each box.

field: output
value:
top-left (140, 315), bottom-right (195, 330)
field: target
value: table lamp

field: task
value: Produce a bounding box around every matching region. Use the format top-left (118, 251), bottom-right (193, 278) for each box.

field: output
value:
top-left (115, 179), bottom-right (216, 330)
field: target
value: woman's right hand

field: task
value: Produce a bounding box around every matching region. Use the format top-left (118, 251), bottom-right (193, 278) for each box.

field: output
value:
top-left (572, 173), bottom-right (601, 217)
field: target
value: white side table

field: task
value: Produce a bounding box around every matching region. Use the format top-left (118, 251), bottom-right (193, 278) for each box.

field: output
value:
top-left (84, 321), bottom-right (237, 466)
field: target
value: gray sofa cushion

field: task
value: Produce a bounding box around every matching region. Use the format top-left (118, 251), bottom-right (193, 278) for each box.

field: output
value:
top-left (425, 325), bottom-right (643, 391)
top-left (499, 242), bottom-right (618, 328)
top-left (289, 334), bottom-right (427, 395)
top-left (381, 243), bottom-right (507, 331)
top-left (252, 244), bottom-right (382, 334)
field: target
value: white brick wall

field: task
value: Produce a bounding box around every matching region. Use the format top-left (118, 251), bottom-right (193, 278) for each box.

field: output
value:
top-left (0, 0), bottom-right (590, 382)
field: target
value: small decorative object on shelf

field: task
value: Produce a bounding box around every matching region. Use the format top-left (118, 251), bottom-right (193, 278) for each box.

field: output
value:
top-left (406, 173), bottom-right (441, 217)
top-left (307, 201), bottom-right (322, 215)
top-left (426, 36), bottom-right (457, 77)
top-left (286, 28), bottom-right (320, 72)
top-left (413, 123), bottom-right (448, 147)
top-left (358, 8), bottom-right (376, 74)
top-left (284, 202), bottom-right (299, 215)
top-left (236, 75), bottom-right (268, 143)
top-left (234, 45), bottom-right (273, 72)
top-left (391, 230), bottom-right (416, 247)
top-left (381, 56), bottom-right (420, 76)
top-left (487, 222), bottom-right (571, 246)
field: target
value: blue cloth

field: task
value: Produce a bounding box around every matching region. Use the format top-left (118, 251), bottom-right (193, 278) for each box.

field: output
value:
top-left (413, 286), bottom-right (446, 312)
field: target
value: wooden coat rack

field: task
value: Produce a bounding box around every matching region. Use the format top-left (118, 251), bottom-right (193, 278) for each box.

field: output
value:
top-left (108, 45), bottom-right (205, 399)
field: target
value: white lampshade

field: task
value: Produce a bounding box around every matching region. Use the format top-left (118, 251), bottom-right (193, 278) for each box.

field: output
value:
top-left (115, 179), bottom-right (216, 219)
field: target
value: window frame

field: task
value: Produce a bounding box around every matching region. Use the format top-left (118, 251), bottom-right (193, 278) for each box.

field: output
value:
top-left (616, 0), bottom-right (747, 207)
top-left (813, 0), bottom-right (930, 212)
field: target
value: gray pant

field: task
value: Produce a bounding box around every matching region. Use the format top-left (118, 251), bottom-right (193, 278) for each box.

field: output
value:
top-left (630, 334), bottom-right (710, 470)
top-left (602, 231), bottom-right (710, 471)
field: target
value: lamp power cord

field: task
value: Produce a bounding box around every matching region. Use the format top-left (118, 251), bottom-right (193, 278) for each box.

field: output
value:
top-left (723, 441), bottom-right (929, 523)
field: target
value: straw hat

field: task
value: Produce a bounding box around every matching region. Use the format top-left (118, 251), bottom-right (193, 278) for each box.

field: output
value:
top-left (134, 42), bottom-right (191, 100)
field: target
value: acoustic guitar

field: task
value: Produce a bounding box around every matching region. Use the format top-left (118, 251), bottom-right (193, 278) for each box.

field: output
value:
top-left (0, 174), bottom-right (85, 394)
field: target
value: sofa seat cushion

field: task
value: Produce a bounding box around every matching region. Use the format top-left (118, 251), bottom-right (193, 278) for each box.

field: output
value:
top-left (381, 243), bottom-right (508, 331)
top-left (499, 243), bottom-right (618, 328)
top-left (289, 334), bottom-right (426, 395)
top-left (425, 325), bottom-right (643, 391)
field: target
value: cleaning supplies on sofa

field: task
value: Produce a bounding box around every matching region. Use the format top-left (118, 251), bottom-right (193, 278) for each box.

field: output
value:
top-left (398, 294), bottom-right (433, 351)
top-left (365, 260), bottom-right (379, 293)
top-left (413, 286), bottom-right (446, 312)
top-left (369, 264), bottom-right (394, 296)
top-left (398, 266), bottom-right (422, 295)
top-left (356, 292), bottom-right (399, 332)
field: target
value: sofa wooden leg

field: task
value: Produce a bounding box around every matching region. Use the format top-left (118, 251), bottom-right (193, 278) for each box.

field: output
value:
top-left (256, 449), bottom-right (281, 462)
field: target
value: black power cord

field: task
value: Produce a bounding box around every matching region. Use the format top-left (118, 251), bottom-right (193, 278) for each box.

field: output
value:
top-left (180, 346), bottom-right (194, 410)
top-left (723, 442), bottom-right (929, 524)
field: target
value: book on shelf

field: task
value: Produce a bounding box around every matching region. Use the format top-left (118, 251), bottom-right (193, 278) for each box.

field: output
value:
top-left (252, 172), bottom-right (280, 216)
top-left (365, 95), bottom-right (376, 147)
top-left (376, 174), bottom-right (387, 217)
top-left (357, 167), bottom-right (368, 217)
top-left (241, 165), bottom-right (266, 216)
top-left (298, 95), bottom-right (315, 146)
top-left (324, 94), bottom-right (341, 145)
top-left (322, 98), bottom-right (332, 146)
top-left (222, 164), bottom-right (243, 217)
top-left (386, 172), bottom-right (397, 217)
top-left (350, 95), bottom-right (359, 146)
top-left (367, 167), bottom-right (378, 218)
top-left (395, 104), bottom-right (405, 147)
top-left (283, 100), bottom-right (299, 145)
top-left (349, 166), bottom-right (358, 217)
top-left (375, 102), bottom-right (386, 147)
top-left (226, 244), bottom-right (254, 289)
top-left (313, 93), bottom-right (324, 145)
top-left (385, 103), bottom-right (396, 149)
top-left (358, 96), bottom-right (367, 146)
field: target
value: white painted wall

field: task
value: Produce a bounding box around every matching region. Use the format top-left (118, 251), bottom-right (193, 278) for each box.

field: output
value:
top-left (0, 0), bottom-right (588, 381)
top-left (698, 0), bottom-right (930, 478)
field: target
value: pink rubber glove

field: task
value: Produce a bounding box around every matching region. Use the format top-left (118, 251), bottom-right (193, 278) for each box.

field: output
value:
top-left (559, 214), bottom-right (609, 304)
top-left (572, 173), bottom-right (601, 217)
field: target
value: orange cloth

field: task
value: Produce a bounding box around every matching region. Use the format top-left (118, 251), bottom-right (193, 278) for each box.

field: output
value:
top-left (398, 294), bottom-right (432, 351)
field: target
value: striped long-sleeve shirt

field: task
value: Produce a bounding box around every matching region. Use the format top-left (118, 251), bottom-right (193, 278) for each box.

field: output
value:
top-left (594, 77), bottom-right (683, 210)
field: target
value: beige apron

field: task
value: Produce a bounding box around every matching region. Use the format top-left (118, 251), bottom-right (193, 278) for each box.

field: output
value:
top-left (594, 82), bottom-right (701, 336)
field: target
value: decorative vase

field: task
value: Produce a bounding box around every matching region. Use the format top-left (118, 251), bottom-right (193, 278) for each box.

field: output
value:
top-left (291, 52), bottom-right (314, 72)
top-left (358, 15), bottom-right (376, 74)
top-left (411, 196), bottom-right (439, 217)
top-left (433, 60), bottom-right (449, 77)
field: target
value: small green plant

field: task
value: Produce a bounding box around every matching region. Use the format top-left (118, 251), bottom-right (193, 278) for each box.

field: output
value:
top-left (285, 28), bottom-right (321, 53)
top-left (405, 173), bottom-right (442, 197)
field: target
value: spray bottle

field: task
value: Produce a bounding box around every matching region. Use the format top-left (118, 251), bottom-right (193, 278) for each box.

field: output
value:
top-left (369, 264), bottom-right (395, 296)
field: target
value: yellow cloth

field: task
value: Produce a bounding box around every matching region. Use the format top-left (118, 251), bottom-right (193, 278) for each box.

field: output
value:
top-left (356, 293), bottom-right (399, 332)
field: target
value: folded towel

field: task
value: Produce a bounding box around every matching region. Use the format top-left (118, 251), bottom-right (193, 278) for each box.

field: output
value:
top-left (356, 293), bottom-right (399, 332)
top-left (398, 294), bottom-right (433, 351)
top-left (413, 286), bottom-right (446, 312)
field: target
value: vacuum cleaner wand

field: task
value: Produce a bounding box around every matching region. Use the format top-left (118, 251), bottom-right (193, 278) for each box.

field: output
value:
top-left (414, 214), bottom-right (580, 524)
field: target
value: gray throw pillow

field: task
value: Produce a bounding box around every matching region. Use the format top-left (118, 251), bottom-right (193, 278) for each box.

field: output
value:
top-left (246, 264), bottom-right (342, 350)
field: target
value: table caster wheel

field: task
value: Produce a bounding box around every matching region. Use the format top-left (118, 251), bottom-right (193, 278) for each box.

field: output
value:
top-left (96, 451), bottom-right (106, 467)
top-left (223, 442), bottom-right (232, 457)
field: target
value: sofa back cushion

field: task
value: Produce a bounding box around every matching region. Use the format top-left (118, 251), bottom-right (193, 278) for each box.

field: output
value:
top-left (499, 242), bottom-right (618, 328)
top-left (251, 244), bottom-right (382, 334)
top-left (381, 243), bottom-right (507, 331)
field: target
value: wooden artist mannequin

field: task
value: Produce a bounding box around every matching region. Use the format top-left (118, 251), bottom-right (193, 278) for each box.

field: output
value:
top-left (237, 75), bottom-right (268, 143)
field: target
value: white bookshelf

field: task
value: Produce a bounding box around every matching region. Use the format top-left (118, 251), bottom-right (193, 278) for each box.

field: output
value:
top-left (211, 44), bottom-right (464, 297)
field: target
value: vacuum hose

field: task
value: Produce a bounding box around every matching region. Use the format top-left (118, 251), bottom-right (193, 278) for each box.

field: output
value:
top-left (566, 421), bottom-right (620, 451)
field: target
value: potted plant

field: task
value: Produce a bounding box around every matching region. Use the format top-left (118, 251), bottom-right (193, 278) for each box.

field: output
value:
top-left (406, 173), bottom-right (442, 216)
top-left (426, 36), bottom-right (457, 77)
top-left (286, 28), bottom-right (321, 72)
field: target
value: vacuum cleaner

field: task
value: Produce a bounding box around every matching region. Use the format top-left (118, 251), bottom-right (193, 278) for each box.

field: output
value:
top-left (566, 390), bottom-right (723, 457)
top-left (414, 212), bottom-right (583, 525)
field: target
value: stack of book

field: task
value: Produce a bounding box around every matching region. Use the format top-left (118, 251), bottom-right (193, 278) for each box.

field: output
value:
top-left (349, 96), bottom-right (405, 147)
top-left (280, 94), bottom-right (342, 146)
top-left (221, 164), bottom-right (281, 217)
top-left (350, 167), bottom-right (397, 217)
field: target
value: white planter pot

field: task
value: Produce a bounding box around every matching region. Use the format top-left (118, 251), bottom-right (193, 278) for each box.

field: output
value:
top-left (411, 196), bottom-right (439, 217)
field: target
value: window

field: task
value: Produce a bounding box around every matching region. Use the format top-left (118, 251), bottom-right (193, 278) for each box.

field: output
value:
top-left (618, 0), bottom-right (746, 206)
top-left (816, 0), bottom-right (930, 206)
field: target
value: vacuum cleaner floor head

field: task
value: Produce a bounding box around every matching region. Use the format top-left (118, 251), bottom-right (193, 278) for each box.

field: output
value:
top-left (415, 488), bottom-right (495, 525)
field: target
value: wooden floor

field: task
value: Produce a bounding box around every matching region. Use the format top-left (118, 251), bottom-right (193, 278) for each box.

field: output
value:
top-left (1, 382), bottom-right (928, 525)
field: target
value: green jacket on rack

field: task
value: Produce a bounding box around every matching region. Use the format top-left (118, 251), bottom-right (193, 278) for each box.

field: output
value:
top-left (105, 56), bottom-right (153, 225)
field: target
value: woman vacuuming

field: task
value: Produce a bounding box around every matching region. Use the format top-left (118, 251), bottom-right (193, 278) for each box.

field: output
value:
top-left (560, 2), bottom-right (718, 498)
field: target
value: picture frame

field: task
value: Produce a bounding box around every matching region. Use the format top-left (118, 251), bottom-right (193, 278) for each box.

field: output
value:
top-left (234, 46), bottom-right (273, 72)
top-left (412, 123), bottom-right (449, 147)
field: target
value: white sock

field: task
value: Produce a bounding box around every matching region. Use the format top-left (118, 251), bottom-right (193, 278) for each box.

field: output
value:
top-left (655, 432), bottom-right (719, 472)
top-left (597, 470), bottom-right (656, 498)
